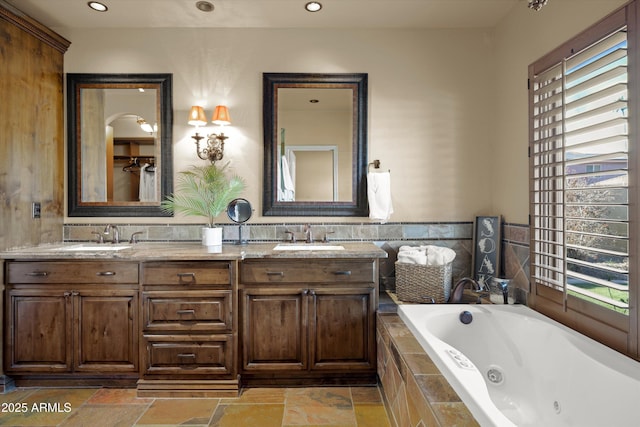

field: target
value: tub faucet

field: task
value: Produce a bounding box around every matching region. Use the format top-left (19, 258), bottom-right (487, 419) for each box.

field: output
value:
top-left (448, 277), bottom-right (488, 304)
top-left (492, 278), bottom-right (510, 304)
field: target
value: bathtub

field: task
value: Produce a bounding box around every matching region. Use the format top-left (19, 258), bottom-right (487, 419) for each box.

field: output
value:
top-left (398, 304), bottom-right (640, 427)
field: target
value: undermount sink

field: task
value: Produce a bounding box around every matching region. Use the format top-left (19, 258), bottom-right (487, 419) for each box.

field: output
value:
top-left (58, 244), bottom-right (132, 251)
top-left (273, 244), bottom-right (345, 251)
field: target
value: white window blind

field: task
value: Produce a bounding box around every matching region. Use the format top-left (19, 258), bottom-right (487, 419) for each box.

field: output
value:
top-left (531, 27), bottom-right (629, 314)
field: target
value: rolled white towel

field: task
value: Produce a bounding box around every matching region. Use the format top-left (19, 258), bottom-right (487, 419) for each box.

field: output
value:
top-left (425, 246), bottom-right (456, 266)
top-left (398, 250), bottom-right (428, 265)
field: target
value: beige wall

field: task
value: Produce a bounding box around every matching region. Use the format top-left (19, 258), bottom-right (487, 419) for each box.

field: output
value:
top-left (491, 0), bottom-right (627, 224)
top-left (59, 0), bottom-right (627, 225)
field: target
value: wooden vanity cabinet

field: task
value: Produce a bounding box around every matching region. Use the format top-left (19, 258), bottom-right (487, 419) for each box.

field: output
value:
top-left (4, 261), bottom-right (139, 385)
top-left (239, 259), bottom-right (378, 385)
top-left (138, 261), bottom-right (238, 397)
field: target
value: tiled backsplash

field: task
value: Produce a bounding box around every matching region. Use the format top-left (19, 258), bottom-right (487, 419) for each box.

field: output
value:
top-left (64, 221), bottom-right (530, 302)
top-left (64, 221), bottom-right (474, 244)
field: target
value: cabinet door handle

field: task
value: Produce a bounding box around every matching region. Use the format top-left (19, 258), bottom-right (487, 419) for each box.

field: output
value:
top-left (63, 291), bottom-right (72, 297)
top-left (266, 271), bottom-right (284, 277)
top-left (176, 309), bottom-right (196, 315)
top-left (26, 271), bottom-right (49, 277)
top-left (177, 353), bottom-right (196, 358)
top-left (333, 271), bottom-right (352, 276)
top-left (96, 271), bottom-right (116, 276)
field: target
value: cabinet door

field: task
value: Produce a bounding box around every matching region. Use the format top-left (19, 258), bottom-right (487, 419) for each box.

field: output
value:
top-left (241, 288), bottom-right (307, 371)
top-left (5, 289), bottom-right (72, 373)
top-left (309, 287), bottom-right (376, 371)
top-left (74, 289), bottom-right (138, 373)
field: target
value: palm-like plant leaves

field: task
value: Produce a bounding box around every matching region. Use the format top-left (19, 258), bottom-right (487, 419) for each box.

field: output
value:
top-left (161, 163), bottom-right (245, 227)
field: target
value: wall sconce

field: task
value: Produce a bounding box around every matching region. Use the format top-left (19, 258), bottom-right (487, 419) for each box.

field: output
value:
top-left (189, 105), bottom-right (231, 163)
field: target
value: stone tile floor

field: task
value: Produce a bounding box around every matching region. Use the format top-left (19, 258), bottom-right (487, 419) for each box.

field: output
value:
top-left (0, 386), bottom-right (391, 427)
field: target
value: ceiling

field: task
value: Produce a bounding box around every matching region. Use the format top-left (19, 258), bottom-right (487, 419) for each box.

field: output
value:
top-left (7, 0), bottom-right (523, 30)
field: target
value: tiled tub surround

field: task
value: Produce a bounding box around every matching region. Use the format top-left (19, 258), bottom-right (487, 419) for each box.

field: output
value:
top-left (376, 312), bottom-right (479, 427)
top-left (64, 221), bottom-right (530, 303)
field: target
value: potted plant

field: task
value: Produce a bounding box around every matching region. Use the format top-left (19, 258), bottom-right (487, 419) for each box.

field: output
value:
top-left (161, 163), bottom-right (246, 248)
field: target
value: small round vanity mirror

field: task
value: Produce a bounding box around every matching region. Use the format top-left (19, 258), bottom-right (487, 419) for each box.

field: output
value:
top-left (227, 198), bottom-right (252, 244)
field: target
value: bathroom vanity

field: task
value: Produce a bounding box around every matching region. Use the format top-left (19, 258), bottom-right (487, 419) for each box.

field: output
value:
top-left (1, 242), bottom-right (385, 396)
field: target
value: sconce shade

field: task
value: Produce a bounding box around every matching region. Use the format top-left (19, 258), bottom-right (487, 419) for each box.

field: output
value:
top-left (212, 105), bottom-right (231, 125)
top-left (188, 106), bottom-right (207, 126)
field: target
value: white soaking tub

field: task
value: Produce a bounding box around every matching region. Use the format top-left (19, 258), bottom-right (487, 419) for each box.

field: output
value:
top-left (398, 304), bottom-right (640, 427)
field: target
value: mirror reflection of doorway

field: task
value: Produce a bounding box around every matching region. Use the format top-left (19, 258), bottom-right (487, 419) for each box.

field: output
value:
top-left (110, 137), bottom-right (156, 202)
top-left (284, 145), bottom-right (338, 202)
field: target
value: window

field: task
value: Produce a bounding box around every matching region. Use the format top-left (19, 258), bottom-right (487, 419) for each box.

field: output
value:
top-left (529, 5), bottom-right (637, 356)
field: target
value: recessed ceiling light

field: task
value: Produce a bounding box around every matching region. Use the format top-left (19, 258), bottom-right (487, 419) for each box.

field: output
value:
top-left (196, 1), bottom-right (214, 12)
top-left (87, 1), bottom-right (108, 12)
top-left (305, 2), bottom-right (322, 12)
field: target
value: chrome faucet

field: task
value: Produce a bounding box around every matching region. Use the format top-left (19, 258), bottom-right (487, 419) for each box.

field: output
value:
top-left (448, 277), bottom-right (488, 304)
top-left (304, 224), bottom-right (313, 243)
top-left (104, 224), bottom-right (120, 244)
top-left (492, 278), bottom-right (510, 304)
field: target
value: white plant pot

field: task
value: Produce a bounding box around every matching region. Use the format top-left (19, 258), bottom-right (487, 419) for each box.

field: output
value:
top-left (202, 226), bottom-right (223, 249)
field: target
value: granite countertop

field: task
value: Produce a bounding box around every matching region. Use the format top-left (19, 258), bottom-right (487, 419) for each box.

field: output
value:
top-left (0, 242), bottom-right (388, 261)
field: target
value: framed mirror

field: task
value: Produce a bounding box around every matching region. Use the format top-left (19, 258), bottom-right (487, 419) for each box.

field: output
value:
top-left (263, 73), bottom-right (368, 216)
top-left (67, 73), bottom-right (173, 216)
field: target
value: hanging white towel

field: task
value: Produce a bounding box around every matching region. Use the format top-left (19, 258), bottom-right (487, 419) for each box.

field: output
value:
top-left (278, 155), bottom-right (295, 201)
top-left (367, 171), bottom-right (393, 223)
top-left (139, 163), bottom-right (156, 202)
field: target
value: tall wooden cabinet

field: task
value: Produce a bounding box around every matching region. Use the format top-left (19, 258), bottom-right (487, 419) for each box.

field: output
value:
top-left (0, 1), bottom-right (70, 392)
top-left (0, 2), bottom-right (70, 249)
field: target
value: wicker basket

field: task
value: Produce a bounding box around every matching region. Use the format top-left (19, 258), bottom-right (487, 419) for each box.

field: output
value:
top-left (395, 261), bottom-right (453, 303)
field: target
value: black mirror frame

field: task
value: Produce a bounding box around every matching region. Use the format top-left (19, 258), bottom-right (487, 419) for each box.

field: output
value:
top-left (262, 72), bottom-right (368, 216)
top-left (67, 73), bottom-right (173, 217)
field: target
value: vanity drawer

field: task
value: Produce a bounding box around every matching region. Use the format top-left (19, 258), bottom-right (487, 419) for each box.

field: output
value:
top-left (142, 290), bottom-right (232, 332)
top-left (240, 259), bottom-right (375, 284)
top-left (7, 261), bottom-right (139, 284)
top-left (143, 261), bottom-right (232, 286)
top-left (143, 335), bottom-right (233, 376)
